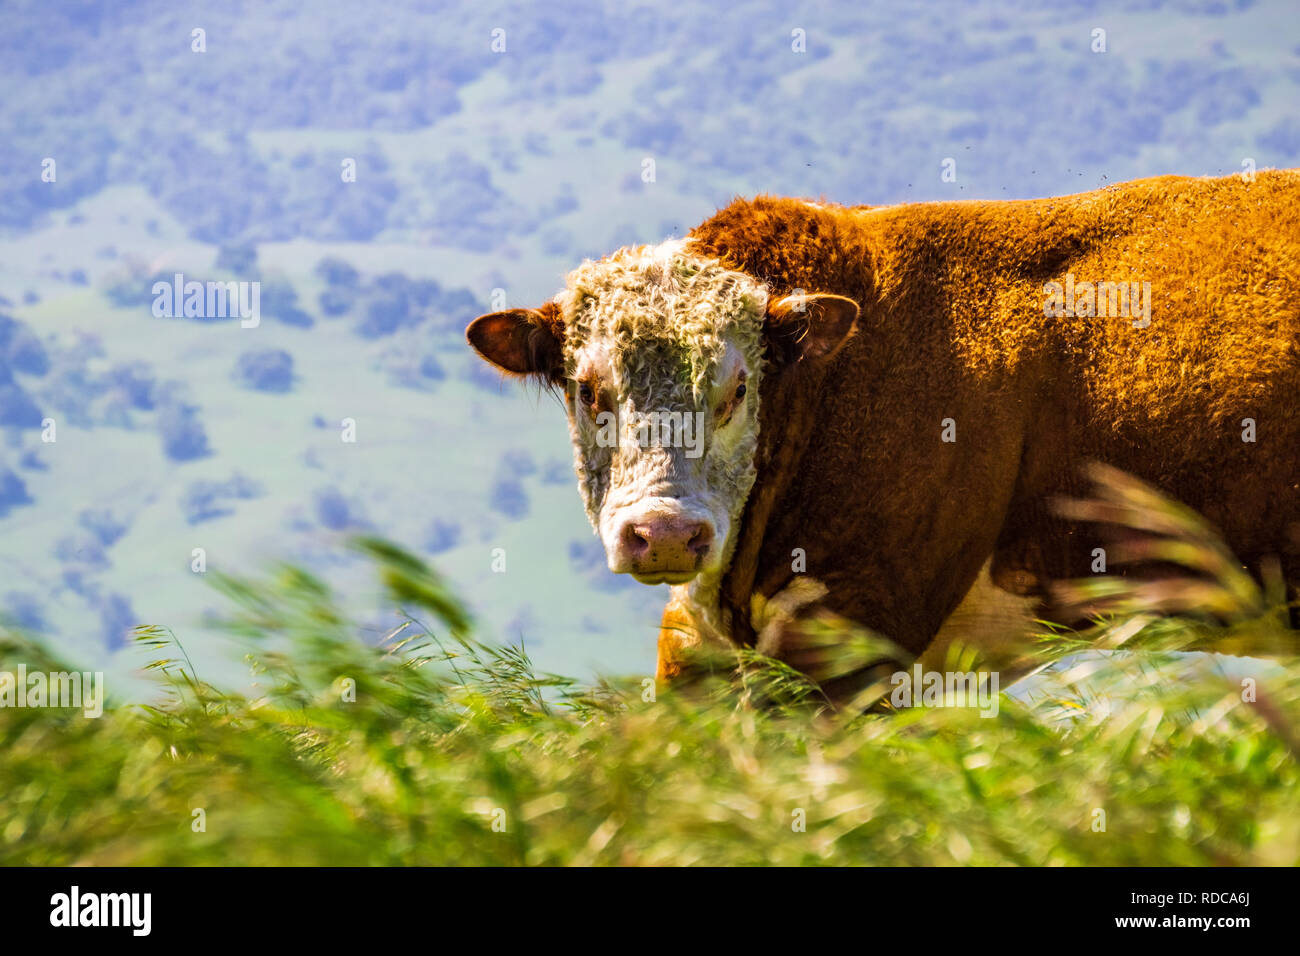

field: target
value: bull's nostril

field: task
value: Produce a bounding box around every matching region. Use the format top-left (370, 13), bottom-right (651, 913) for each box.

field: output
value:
top-left (621, 522), bottom-right (651, 557)
top-left (687, 525), bottom-right (714, 558)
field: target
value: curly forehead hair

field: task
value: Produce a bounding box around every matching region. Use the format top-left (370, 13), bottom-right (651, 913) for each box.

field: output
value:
top-left (554, 241), bottom-right (770, 397)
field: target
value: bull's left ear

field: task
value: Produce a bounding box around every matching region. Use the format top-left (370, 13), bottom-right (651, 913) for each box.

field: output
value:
top-left (763, 293), bottom-right (859, 365)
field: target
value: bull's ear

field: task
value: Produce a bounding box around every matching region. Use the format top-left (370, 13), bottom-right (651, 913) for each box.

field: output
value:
top-left (763, 292), bottom-right (859, 365)
top-left (466, 303), bottom-right (564, 379)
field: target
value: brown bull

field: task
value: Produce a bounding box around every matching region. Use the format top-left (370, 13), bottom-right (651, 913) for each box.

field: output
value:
top-left (468, 170), bottom-right (1300, 694)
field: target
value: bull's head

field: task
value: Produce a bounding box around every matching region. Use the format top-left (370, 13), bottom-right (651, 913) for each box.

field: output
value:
top-left (467, 241), bottom-right (857, 588)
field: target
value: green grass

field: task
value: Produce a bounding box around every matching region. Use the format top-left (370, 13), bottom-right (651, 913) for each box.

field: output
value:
top-left (2, 478), bottom-right (1298, 865)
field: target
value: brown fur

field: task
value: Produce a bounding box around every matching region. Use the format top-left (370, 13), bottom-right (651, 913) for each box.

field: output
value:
top-left (680, 171), bottom-right (1300, 674)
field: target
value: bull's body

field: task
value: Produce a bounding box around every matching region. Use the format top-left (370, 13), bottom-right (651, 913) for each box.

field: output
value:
top-left (471, 171), bottom-right (1300, 689)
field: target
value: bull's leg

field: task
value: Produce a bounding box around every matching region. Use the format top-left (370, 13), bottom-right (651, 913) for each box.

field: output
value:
top-left (655, 599), bottom-right (702, 682)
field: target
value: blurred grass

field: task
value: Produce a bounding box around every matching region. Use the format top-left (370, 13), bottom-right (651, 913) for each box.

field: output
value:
top-left (1, 477), bottom-right (1298, 865)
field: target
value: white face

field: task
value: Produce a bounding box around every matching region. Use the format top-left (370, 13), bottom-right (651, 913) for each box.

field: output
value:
top-left (556, 244), bottom-right (769, 587)
top-left (566, 335), bottom-right (758, 585)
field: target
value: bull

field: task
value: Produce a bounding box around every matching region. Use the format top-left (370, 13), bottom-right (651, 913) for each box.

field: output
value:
top-left (468, 171), bottom-right (1300, 696)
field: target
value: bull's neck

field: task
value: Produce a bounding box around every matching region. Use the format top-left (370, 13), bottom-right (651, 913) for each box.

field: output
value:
top-left (715, 356), bottom-right (832, 647)
top-left (686, 199), bottom-right (881, 647)
top-left (673, 570), bottom-right (726, 640)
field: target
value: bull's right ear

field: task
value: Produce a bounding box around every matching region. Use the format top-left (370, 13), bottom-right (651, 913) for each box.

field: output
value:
top-left (466, 303), bottom-right (565, 380)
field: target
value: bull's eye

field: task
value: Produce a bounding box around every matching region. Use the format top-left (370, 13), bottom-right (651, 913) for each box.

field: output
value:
top-left (578, 383), bottom-right (595, 408)
top-left (714, 370), bottom-right (749, 426)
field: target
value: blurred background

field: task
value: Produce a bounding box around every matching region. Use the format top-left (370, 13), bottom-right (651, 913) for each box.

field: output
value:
top-left (0, 0), bottom-right (1297, 691)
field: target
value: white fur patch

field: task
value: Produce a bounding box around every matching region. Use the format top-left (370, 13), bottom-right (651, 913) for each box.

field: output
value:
top-left (552, 240), bottom-right (772, 583)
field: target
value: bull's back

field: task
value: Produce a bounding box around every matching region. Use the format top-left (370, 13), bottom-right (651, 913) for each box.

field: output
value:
top-left (1054, 171), bottom-right (1300, 437)
top-left (937, 171), bottom-right (1300, 582)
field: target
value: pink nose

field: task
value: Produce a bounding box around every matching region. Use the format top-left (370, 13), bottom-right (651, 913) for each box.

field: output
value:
top-left (616, 515), bottom-right (714, 578)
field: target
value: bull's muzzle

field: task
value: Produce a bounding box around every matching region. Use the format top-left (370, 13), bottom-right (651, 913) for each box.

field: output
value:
top-left (611, 513), bottom-right (714, 584)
